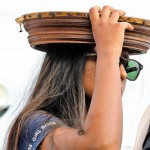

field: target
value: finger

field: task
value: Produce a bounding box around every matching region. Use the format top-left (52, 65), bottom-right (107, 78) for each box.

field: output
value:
top-left (100, 5), bottom-right (114, 21)
top-left (110, 9), bottom-right (126, 23)
top-left (120, 22), bottom-right (134, 31)
top-left (89, 6), bottom-right (101, 23)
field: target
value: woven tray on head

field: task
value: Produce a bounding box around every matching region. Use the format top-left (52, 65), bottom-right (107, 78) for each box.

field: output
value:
top-left (16, 11), bottom-right (150, 55)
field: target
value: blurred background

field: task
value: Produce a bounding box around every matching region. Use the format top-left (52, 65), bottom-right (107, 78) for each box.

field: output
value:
top-left (0, 0), bottom-right (150, 149)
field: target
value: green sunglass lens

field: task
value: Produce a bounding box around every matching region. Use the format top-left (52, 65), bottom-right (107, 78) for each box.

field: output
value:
top-left (126, 60), bottom-right (139, 80)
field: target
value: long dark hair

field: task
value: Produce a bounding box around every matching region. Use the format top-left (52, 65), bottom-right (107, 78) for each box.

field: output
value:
top-left (6, 44), bottom-right (93, 150)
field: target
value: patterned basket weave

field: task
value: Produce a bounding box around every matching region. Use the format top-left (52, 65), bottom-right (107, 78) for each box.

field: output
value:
top-left (16, 11), bottom-right (150, 55)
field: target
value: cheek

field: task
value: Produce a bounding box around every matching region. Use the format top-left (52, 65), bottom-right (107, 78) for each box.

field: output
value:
top-left (84, 68), bottom-right (95, 82)
top-left (83, 62), bottom-right (96, 97)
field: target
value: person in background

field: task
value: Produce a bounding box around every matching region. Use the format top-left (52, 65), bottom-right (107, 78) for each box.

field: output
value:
top-left (6, 5), bottom-right (143, 150)
top-left (133, 104), bottom-right (150, 150)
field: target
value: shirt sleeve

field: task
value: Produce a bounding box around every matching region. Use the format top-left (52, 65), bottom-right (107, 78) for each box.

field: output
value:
top-left (18, 112), bottom-right (62, 150)
top-left (143, 126), bottom-right (150, 150)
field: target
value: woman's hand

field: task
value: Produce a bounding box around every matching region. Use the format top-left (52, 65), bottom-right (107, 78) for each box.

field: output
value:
top-left (89, 5), bottom-right (134, 58)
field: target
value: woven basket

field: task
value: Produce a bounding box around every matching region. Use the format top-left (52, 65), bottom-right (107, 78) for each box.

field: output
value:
top-left (16, 11), bottom-right (150, 55)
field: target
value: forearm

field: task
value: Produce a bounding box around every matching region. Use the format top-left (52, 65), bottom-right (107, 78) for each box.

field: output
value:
top-left (84, 55), bottom-right (122, 149)
top-left (81, 5), bottom-right (131, 148)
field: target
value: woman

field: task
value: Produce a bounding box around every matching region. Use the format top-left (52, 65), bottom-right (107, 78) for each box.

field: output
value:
top-left (6, 5), bottom-right (142, 150)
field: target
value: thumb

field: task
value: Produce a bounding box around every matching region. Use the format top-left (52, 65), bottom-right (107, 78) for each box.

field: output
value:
top-left (120, 22), bottom-right (134, 31)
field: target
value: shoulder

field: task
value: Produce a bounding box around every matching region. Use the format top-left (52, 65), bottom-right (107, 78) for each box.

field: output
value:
top-left (18, 110), bottom-right (63, 150)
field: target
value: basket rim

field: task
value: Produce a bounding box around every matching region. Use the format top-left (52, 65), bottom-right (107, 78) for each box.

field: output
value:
top-left (15, 11), bottom-right (150, 27)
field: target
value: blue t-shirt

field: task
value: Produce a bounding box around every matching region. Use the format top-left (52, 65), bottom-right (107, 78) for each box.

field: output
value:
top-left (18, 111), bottom-right (62, 150)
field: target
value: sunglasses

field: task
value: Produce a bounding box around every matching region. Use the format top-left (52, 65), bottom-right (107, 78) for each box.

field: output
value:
top-left (86, 53), bottom-right (143, 81)
top-left (119, 57), bottom-right (143, 81)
